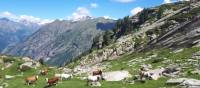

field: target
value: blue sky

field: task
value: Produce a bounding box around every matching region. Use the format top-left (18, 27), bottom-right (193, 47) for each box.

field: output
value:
top-left (0, 0), bottom-right (177, 23)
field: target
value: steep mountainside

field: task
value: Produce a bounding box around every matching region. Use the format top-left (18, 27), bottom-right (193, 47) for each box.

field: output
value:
top-left (4, 18), bottom-right (115, 66)
top-left (70, 1), bottom-right (200, 68)
top-left (0, 18), bottom-right (39, 52)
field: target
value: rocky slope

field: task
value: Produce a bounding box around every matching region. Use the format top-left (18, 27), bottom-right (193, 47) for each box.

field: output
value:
top-left (4, 18), bottom-right (115, 66)
top-left (0, 18), bottom-right (40, 52)
top-left (70, 1), bottom-right (200, 68)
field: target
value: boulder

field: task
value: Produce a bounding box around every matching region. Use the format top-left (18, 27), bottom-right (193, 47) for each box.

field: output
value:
top-left (62, 68), bottom-right (72, 74)
top-left (180, 79), bottom-right (200, 88)
top-left (166, 78), bottom-right (187, 84)
top-left (21, 57), bottom-right (33, 62)
top-left (20, 61), bottom-right (40, 69)
top-left (167, 78), bottom-right (200, 88)
top-left (4, 62), bottom-right (13, 68)
top-left (102, 71), bottom-right (131, 81)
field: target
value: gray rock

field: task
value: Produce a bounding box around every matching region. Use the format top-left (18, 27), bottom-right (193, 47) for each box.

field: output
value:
top-left (5, 75), bottom-right (15, 80)
top-left (180, 79), bottom-right (200, 88)
top-left (166, 78), bottom-right (187, 84)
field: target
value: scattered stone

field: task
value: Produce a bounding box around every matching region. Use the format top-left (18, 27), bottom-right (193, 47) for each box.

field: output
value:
top-left (62, 68), bottom-right (72, 74)
top-left (180, 79), bottom-right (200, 88)
top-left (173, 49), bottom-right (184, 53)
top-left (5, 75), bottom-right (15, 80)
top-left (167, 78), bottom-right (200, 88)
top-left (0, 83), bottom-right (8, 88)
top-left (191, 69), bottom-right (200, 75)
top-left (20, 61), bottom-right (40, 70)
top-left (102, 71), bottom-right (131, 81)
top-left (4, 62), bottom-right (13, 68)
top-left (21, 57), bottom-right (33, 62)
top-left (166, 78), bottom-right (187, 84)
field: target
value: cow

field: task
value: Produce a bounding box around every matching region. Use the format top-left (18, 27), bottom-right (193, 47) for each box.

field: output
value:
top-left (87, 75), bottom-right (99, 86)
top-left (24, 75), bottom-right (39, 85)
top-left (46, 77), bottom-right (59, 86)
top-left (40, 68), bottom-right (48, 75)
top-left (92, 69), bottom-right (102, 76)
top-left (54, 74), bottom-right (73, 80)
top-left (92, 69), bottom-right (103, 80)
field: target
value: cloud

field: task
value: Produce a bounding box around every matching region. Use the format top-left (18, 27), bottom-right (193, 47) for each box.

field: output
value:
top-left (19, 15), bottom-right (53, 25)
top-left (130, 7), bottom-right (143, 15)
top-left (0, 11), bottom-right (53, 25)
top-left (163, 0), bottom-right (172, 3)
top-left (178, 0), bottom-right (190, 1)
top-left (163, 0), bottom-right (188, 4)
top-left (68, 7), bottom-right (91, 21)
top-left (113, 0), bottom-right (135, 3)
top-left (90, 3), bottom-right (98, 8)
top-left (0, 11), bottom-right (17, 19)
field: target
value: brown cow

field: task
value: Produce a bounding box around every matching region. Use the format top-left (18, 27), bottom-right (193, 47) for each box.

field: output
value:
top-left (46, 77), bottom-right (59, 86)
top-left (92, 69), bottom-right (103, 80)
top-left (92, 69), bottom-right (102, 76)
top-left (25, 75), bottom-right (39, 85)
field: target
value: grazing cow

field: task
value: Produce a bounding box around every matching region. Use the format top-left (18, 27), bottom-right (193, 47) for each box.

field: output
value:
top-left (46, 77), bottom-right (59, 86)
top-left (87, 75), bottom-right (99, 86)
top-left (93, 69), bottom-right (102, 76)
top-left (54, 74), bottom-right (73, 80)
top-left (25, 75), bottom-right (38, 85)
top-left (92, 69), bottom-right (103, 80)
top-left (40, 68), bottom-right (48, 75)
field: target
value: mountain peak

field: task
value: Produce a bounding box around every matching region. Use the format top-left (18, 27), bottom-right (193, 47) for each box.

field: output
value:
top-left (0, 18), bottom-right (11, 22)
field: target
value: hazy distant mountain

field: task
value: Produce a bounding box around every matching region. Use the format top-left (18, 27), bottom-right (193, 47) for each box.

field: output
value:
top-left (4, 17), bottom-right (115, 66)
top-left (0, 18), bottom-right (40, 52)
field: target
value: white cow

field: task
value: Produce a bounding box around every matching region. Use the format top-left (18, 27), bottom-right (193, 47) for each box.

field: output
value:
top-left (87, 75), bottom-right (100, 86)
top-left (54, 74), bottom-right (73, 80)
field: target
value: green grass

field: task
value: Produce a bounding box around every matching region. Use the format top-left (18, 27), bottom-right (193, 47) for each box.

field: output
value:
top-left (1, 47), bottom-right (200, 88)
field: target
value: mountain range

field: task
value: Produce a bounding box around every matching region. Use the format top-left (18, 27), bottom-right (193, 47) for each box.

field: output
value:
top-left (2, 17), bottom-right (115, 66)
top-left (0, 18), bottom-right (40, 52)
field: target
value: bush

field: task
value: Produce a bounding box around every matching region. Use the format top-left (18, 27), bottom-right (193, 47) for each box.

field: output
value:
top-left (3, 58), bottom-right (15, 63)
top-left (151, 57), bottom-right (163, 63)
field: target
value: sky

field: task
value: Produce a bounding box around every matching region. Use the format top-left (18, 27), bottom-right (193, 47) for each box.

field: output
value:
top-left (0, 0), bottom-right (185, 24)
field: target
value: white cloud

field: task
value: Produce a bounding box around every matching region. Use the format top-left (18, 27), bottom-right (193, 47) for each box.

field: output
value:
top-left (90, 3), bottom-right (98, 8)
top-left (163, 0), bottom-right (188, 4)
top-left (163, 0), bottom-right (172, 3)
top-left (19, 15), bottom-right (53, 25)
top-left (68, 7), bottom-right (91, 21)
top-left (178, 0), bottom-right (190, 1)
top-left (0, 11), bottom-right (53, 25)
top-left (130, 7), bottom-right (143, 15)
top-left (0, 11), bottom-right (17, 19)
top-left (113, 0), bottom-right (135, 3)
top-left (103, 15), bottom-right (117, 20)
